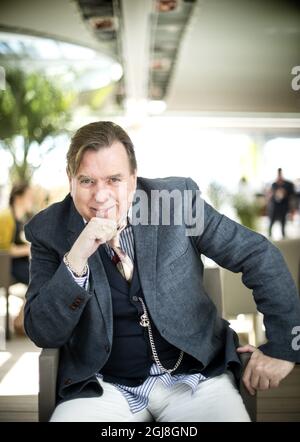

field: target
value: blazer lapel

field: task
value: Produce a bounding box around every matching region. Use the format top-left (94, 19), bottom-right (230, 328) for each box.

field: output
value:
top-left (132, 222), bottom-right (158, 313)
top-left (67, 197), bottom-right (113, 347)
top-left (88, 250), bottom-right (113, 347)
top-left (131, 180), bottom-right (158, 312)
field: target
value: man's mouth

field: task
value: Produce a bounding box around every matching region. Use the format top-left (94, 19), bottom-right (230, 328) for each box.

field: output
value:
top-left (90, 206), bottom-right (116, 216)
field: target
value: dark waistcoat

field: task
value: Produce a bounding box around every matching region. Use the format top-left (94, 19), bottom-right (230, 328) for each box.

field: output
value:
top-left (99, 246), bottom-right (206, 387)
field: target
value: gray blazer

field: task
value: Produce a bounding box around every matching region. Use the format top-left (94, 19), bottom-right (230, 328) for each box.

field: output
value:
top-left (24, 177), bottom-right (300, 402)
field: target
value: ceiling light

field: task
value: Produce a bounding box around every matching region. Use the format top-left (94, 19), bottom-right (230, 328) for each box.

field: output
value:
top-left (88, 16), bottom-right (118, 31)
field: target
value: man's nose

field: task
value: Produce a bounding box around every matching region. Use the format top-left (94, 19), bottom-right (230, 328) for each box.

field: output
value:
top-left (94, 183), bottom-right (110, 204)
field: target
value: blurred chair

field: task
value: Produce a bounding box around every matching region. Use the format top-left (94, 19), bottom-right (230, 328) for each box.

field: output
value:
top-left (203, 266), bottom-right (223, 316)
top-left (39, 348), bottom-right (59, 423)
top-left (204, 267), bottom-right (256, 422)
top-left (219, 238), bottom-right (300, 346)
top-left (273, 238), bottom-right (300, 292)
top-left (0, 251), bottom-right (13, 340)
top-left (39, 266), bottom-right (256, 422)
top-left (219, 267), bottom-right (263, 345)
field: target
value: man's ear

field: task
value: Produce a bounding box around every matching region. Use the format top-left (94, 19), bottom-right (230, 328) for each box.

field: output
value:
top-left (128, 172), bottom-right (137, 204)
top-left (131, 172), bottom-right (137, 195)
top-left (67, 170), bottom-right (73, 196)
top-left (133, 171), bottom-right (137, 188)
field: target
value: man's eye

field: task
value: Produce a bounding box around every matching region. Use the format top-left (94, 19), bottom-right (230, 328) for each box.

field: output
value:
top-left (80, 178), bottom-right (93, 185)
top-left (108, 177), bottom-right (121, 184)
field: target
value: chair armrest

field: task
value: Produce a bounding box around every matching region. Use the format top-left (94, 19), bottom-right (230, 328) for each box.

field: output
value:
top-left (39, 348), bottom-right (59, 422)
top-left (239, 352), bottom-right (257, 422)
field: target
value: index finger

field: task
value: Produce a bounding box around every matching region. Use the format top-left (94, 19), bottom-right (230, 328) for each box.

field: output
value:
top-left (242, 362), bottom-right (256, 396)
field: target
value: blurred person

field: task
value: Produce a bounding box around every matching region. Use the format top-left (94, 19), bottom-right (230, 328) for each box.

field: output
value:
top-left (294, 178), bottom-right (300, 212)
top-left (24, 122), bottom-right (300, 422)
top-left (0, 182), bottom-right (34, 334)
top-left (268, 168), bottom-right (295, 238)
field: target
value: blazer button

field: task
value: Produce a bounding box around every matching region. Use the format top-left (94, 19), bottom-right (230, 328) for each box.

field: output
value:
top-left (105, 345), bottom-right (110, 353)
top-left (64, 378), bottom-right (72, 385)
top-left (132, 296), bottom-right (139, 302)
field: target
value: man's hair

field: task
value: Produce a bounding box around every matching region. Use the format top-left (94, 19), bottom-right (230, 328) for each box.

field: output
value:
top-left (67, 121), bottom-right (137, 176)
top-left (9, 182), bottom-right (30, 207)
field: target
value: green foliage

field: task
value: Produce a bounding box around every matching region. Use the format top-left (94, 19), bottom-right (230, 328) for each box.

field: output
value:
top-left (232, 194), bottom-right (261, 230)
top-left (90, 85), bottom-right (114, 110)
top-left (0, 68), bottom-right (73, 183)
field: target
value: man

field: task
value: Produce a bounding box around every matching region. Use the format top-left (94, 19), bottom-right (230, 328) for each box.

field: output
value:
top-left (268, 168), bottom-right (295, 238)
top-left (24, 122), bottom-right (300, 422)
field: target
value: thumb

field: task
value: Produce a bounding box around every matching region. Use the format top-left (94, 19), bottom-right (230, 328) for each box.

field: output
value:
top-left (236, 344), bottom-right (257, 353)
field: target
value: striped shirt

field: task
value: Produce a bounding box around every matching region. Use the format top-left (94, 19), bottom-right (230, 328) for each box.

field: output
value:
top-left (67, 217), bottom-right (206, 414)
top-left (96, 363), bottom-right (205, 414)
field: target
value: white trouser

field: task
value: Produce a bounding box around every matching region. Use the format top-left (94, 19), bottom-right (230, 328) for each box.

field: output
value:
top-left (50, 371), bottom-right (251, 422)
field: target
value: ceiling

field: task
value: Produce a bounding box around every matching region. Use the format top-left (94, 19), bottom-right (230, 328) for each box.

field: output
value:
top-left (0, 0), bottom-right (300, 115)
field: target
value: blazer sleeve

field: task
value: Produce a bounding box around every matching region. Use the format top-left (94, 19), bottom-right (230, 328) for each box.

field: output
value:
top-left (185, 177), bottom-right (300, 363)
top-left (24, 222), bottom-right (93, 348)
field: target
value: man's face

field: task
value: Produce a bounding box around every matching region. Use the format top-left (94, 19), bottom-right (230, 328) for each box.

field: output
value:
top-left (69, 141), bottom-right (137, 224)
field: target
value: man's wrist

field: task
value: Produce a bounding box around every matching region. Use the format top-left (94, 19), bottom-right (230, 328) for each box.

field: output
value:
top-left (63, 251), bottom-right (88, 277)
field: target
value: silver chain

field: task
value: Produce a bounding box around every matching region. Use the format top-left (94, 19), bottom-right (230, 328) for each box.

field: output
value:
top-left (138, 297), bottom-right (184, 374)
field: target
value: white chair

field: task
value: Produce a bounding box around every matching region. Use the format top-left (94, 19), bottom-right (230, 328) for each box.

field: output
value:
top-left (219, 268), bottom-right (264, 346)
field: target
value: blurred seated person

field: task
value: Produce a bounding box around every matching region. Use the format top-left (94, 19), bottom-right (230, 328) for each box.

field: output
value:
top-left (0, 182), bottom-right (34, 334)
